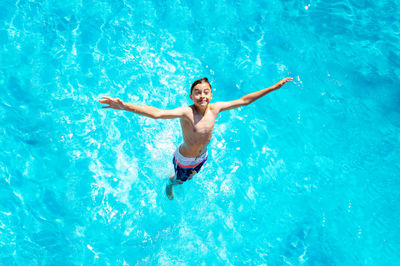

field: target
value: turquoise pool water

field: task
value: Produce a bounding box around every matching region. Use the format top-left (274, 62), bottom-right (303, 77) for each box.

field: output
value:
top-left (1, 0), bottom-right (400, 264)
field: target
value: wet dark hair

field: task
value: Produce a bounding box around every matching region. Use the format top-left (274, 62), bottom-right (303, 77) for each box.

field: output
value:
top-left (190, 77), bottom-right (211, 94)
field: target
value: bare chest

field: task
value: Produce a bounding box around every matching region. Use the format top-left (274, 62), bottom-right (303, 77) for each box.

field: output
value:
top-left (193, 118), bottom-right (215, 134)
top-left (181, 112), bottom-right (216, 135)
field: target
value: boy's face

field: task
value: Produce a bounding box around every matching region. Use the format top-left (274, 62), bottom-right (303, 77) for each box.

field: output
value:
top-left (190, 83), bottom-right (212, 108)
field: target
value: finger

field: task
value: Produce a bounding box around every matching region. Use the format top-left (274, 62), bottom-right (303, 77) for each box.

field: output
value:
top-left (102, 106), bottom-right (111, 108)
top-left (102, 96), bottom-right (113, 100)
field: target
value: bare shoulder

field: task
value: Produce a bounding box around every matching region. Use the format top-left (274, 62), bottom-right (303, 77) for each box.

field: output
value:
top-left (210, 99), bottom-right (247, 113)
top-left (209, 102), bottom-right (225, 114)
top-left (182, 105), bottom-right (192, 112)
top-left (177, 105), bottom-right (192, 112)
top-left (209, 103), bottom-right (218, 109)
top-left (179, 105), bottom-right (192, 118)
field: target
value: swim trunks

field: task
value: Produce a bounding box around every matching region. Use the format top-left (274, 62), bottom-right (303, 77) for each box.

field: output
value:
top-left (172, 146), bottom-right (208, 183)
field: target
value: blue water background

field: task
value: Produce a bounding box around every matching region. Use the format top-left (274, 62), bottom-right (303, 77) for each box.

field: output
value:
top-left (1, 0), bottom-right (400, 264)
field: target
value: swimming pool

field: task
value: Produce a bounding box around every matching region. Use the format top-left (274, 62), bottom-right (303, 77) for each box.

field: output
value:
top-left (1, 0), bottom-right (399, 264)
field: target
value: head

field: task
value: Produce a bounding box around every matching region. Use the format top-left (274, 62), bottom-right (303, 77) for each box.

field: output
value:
top-left (190, 77), bottom-right (213, 109)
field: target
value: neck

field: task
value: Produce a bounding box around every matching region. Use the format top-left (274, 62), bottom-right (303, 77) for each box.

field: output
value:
top-left (193, 104), bottom-right (207, 115)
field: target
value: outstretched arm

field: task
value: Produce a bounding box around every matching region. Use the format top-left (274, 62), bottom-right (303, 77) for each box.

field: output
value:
top-left (99, 97), bottom-right (187, 119)
top-left (215, 78), bottom-right (292, 112)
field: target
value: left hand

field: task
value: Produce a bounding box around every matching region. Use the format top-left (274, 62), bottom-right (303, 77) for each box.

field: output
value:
top-left (277, 77), bottom-right (293, 87)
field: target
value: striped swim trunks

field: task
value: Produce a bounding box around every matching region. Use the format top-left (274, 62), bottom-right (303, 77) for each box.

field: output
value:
top-left (172, 146), bottom-right (208, 182)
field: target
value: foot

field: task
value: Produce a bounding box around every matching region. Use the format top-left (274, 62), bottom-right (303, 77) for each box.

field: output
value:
top-left (166, 184), bottom-right (174, 200)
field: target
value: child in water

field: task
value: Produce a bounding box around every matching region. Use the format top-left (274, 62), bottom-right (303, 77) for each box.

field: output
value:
top-left (99, 77), bottom-right (292, 200)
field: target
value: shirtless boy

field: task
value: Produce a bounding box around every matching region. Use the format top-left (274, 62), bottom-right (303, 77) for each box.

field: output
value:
top-left (99, 77), bottom-right (292, 200)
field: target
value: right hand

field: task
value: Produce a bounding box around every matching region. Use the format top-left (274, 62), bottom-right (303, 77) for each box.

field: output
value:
top-left (277, 77), bottom-right (293, 87)
top-left (99, 96), bottom-right (125, 110)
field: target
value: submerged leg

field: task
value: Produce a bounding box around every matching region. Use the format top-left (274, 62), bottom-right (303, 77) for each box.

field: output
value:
top-left (166, 172), bottom-right (184, 200)
top-left (187, 170), bottom-right (197, 180)
top-left (166, 173), bottom-right (176, 200)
